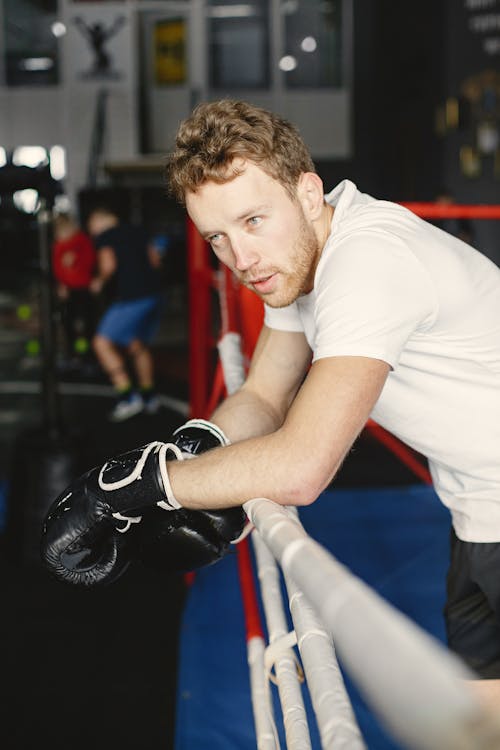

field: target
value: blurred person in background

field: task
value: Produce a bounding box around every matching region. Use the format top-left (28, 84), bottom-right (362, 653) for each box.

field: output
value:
top-left (87, 206), bottom-right (164, 421)
top-left (52, 212), bottom-right (97, 374)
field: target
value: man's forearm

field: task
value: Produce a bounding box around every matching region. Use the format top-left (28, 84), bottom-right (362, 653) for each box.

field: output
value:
top-left (209, 385), bottom-right (287, 443)
top-left (166, 429), bottom-right (310, 511)
top-left (166, 357), bottom-right (390, 513)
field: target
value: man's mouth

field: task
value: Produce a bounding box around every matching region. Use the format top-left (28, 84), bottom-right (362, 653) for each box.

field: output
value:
top-left (247, 273), bottom-right (277, 293)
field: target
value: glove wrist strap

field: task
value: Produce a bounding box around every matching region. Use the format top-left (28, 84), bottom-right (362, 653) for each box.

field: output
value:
top-left (174, 418), bottom-right (231, 446)
top-left (160, 419), bottom-right (230, 511)
top-left (157, 442), bottom-right (184, 510)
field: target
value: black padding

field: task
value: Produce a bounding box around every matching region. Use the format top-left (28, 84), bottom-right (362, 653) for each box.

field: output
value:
top-left (136, 421), bottom-right (246, 573)
top-left (39, 443), bottom-right (168, 588)
top-left (136, 506), bottom-right (246, 573)
top-left (41, 475), bottom-right (133, 587)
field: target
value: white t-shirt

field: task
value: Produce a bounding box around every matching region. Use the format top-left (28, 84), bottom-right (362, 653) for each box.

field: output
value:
top-left (264, 179), bottom-right (500, 542)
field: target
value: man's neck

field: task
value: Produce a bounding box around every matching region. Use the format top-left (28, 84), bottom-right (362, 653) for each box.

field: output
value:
top-left (317, 201), bottom-right (335, 250)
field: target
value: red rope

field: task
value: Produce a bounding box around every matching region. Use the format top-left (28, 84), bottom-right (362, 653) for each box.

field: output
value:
top-left (401, 203), bottom-right (500, 219)
top-left (365, 420), bottom-right (432, 485)
top-left (237, 536), bottom-right (265, 641)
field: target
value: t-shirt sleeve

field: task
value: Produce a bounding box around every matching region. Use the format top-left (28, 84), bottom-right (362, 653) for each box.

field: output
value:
top-left (264, 301), bottom-right (304, 332)
top-left (313, 232), bottom-right (437, 367)
top-left (93, 227), bottom-right (116, 251)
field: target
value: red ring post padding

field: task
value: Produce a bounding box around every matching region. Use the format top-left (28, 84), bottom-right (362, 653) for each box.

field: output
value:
top-left (237, 536), bottom-right (265, 641)
top-left (186, 218), bottom-right (213, 419)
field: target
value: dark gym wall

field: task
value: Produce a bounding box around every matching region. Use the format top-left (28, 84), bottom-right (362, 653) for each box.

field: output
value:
top-left (441, 0), bottom-right (500, 264)
top-left (318, 0), bottom-right (446, 202)
top-left (443, 0), bottom-right (499, 204)
top-left (318, 1), bottom-right (500, 267)
top-left (75, 2), bottom-right (497, 263)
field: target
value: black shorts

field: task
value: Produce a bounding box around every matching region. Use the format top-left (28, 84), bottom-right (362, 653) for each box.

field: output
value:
top-left (445, 528), bottom-right (500, 678)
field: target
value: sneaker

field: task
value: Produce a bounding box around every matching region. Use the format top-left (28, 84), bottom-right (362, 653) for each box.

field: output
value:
top-left (109, 391), bottom-right (144, 422)
top-left (143, 393), bottom-right (163, 415)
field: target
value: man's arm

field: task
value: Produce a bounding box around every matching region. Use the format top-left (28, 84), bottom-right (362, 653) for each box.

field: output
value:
top-left (90, 246), bottom-right (116, 293)
top-left (210, 325), bottom-right (312, 442)
top-left (168, 337), bottom-right (390, 509)
top-left (39, 324), bottom-right (308, 585)
top-left (39, 326), bottom-right (390, 585)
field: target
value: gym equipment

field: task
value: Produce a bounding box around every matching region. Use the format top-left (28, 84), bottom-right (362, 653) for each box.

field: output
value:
top-left (2, 163), bottom-right (91, 567)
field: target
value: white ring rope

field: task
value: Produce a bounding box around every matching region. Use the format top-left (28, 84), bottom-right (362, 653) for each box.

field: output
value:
top-left (284, 578), bottom-right (366, 750)
top-left (252, 530), bottom-right (311, 750)
top-left (282, 510), bottom-right (366, 750)
top-left (253, 521), bottom-right (366, 750)
top-left (247, 634), bottom-right (282, 750)
top-left (263, 631), bottom-right (300, 685)
top-left (216, 320), bottom-right (366, 748)
top-left (218, 331), bottom-right (247, 396)
top-left (244, 497), bottom-right (500, 750)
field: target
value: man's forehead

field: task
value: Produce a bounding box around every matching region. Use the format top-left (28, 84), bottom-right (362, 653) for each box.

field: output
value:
top-left (186, 163), bottom-right (283, 206)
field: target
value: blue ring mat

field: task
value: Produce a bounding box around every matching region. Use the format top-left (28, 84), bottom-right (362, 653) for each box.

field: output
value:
top-left (175, 484), bottom-right (451, 750)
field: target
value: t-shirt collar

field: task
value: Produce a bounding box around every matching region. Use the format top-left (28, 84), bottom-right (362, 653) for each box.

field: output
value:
top-left (324, 179), bottom-right (358, 230)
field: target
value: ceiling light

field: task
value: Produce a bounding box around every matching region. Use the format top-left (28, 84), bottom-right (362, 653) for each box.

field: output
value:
top-left (301, 36), bottom-right (317, 52)
top-left (51, 21), bottom-right (67, 38)
top-left (19, 58), bottom-right (54, 72)
top-left (209, 4), bottom-right (255, 18)
top-left (279, 55), bottom-right (297, 72)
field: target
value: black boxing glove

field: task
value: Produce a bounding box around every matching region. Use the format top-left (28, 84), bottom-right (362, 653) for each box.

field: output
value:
top-left (136, 419), bottom-right (247, 572)
top-left (40, 440), bottom-right (190, 588)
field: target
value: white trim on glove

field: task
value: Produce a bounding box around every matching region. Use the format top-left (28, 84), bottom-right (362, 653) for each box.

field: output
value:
top-left (157, 442), bottom-right (185, 510)
top-left (99, 442), bottom-right (164, 491)
top-left (157, 419), bottom-right (231, 511)
top-left (98, 441), bottom-right (186, 514)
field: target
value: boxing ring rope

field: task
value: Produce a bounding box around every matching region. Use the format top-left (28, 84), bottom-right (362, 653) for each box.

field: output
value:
top-left (237, 535), bottom-right (281, 750)
top-left (251, 527), bottom-right (312, 750)
top-left (252, 517), bottom-right (366, 750)
top-left (185, 203), bottom-right (500, 749)
top-left (280, 541), bottom-right (365, 750)
top-left (244, 497), bottom-right (500, 750)
top-left (211, 263), bottom-right (364, 749)
top-left (400, 203), bottom-right (500, 219)
top-left (364, 420), bottom-right (432, 485)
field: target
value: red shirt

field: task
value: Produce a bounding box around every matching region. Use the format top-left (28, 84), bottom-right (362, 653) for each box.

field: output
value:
top-left (52, 231), bottom-right (96, 289)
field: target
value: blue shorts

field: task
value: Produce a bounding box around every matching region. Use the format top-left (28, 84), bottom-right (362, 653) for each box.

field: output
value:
top-left (97, 295), bottom-right (163, 346)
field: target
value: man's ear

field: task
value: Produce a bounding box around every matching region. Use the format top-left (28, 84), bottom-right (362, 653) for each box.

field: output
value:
top-left (296, 172), bottom-right (325, 220)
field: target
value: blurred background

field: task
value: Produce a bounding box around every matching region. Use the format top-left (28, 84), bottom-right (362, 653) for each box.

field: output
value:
top-left (1, 1), bottom-right (499, 749)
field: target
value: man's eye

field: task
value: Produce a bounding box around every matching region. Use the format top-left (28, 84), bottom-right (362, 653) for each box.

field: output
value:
top-left (248, 216), bottom-right (262, 227)
top-left (209, 233), bottom-right (222, 244)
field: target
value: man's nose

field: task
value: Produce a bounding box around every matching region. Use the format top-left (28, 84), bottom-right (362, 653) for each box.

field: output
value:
top-left (232, 238), bottom-right (259, 271)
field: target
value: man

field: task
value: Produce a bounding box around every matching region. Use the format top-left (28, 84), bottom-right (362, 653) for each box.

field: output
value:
top-left (87, 206), bottom-right (164, 421)
top-left (42, 100), bottom-right (500, 703)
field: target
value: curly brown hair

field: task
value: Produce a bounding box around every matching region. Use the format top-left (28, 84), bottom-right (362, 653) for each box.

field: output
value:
top-left (166, 99), bottom-right (316, 204)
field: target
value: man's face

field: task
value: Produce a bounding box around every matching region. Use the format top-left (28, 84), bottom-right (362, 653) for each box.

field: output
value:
top-left (185, 161), bottom-right (320, 308)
